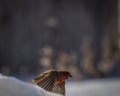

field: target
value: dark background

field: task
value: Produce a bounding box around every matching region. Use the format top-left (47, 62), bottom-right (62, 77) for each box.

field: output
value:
top-left (0, 0), bottom-right (119, 80)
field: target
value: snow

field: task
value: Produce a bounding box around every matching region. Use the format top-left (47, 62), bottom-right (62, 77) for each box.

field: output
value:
top-left (0, 74), bottom-right (120, 96)
top-left (0, 74), bottom-right (62, 96)
top-left (66, 79), bottom-right (120, 96)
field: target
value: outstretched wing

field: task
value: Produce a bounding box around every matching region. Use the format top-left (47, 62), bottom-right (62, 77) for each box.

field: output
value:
top-left (32, 70), bottom-right (56, 91)
top-left (32, 70), bottom-right (66, 95)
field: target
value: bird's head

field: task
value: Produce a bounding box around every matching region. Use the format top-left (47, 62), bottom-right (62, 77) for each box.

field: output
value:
top-left (59, 71), bottom-right (72, 78)
top-left (54, 71), bottom-right (72, 85)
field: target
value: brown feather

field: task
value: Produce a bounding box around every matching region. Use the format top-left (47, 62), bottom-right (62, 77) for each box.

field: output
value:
top-left (52, 82), bottom-right (65, 95)
top-left (32, 70), bottom-right (71, 96)
top-left (32, 70), bottom-right (57, 91)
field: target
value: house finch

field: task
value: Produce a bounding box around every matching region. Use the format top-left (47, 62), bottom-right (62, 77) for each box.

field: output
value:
top-left (32, 70), bottom-right (72, 95)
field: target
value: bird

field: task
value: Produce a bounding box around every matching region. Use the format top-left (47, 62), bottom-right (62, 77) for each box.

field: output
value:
top-left (32, 70), bottom-right (72, 96)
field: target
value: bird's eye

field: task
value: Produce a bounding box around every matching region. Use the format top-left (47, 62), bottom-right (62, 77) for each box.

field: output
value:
top-left (69, 74), bottom-right (72, 77)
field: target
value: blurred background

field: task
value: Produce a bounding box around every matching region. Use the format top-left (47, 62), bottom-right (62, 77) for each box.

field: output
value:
top-left (0, 0), bottom-right (119, 81)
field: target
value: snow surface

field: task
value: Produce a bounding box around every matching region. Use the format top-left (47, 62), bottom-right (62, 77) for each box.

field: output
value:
top-left (66, 79), bottom-right (120, 96)
top-left (0, 74), bottom-right (62, 96)
top-left (0, 74), bottom-right (120, 96)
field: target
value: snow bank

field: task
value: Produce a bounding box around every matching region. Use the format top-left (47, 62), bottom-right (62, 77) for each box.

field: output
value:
top-left (0, 74), bottom-right (62, 96)
top-left (66, 79), bottom-right (120, 96)
top-left (0, 74), bottom-right (120, 96)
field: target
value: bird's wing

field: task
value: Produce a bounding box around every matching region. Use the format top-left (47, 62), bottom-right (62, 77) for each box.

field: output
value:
top-left (52, 82), bottom-right (65, 95)
top-left (32, 71), bottom-right (56, 91)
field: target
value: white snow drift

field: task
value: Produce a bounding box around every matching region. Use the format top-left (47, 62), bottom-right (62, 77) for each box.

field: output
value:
top-left (0, 74), bottom-right (62, 96)
top-left (0, 74), bottom-right (120, 96)
top-left (66, 79), bottom-right (120, 96)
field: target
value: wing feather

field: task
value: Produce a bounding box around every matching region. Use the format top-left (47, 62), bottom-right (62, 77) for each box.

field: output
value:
top-left (32, 70), bottom-right (66, 95)
top-left (32, 71), bottom-right (56, 91)
top-left (52, 82), bottom-right (65, 95)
